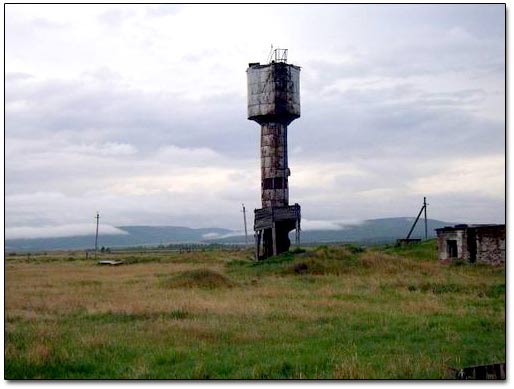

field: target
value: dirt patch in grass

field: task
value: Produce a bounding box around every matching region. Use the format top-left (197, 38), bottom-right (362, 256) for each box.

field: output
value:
top-left (159, 269), bottom-right (236, 289)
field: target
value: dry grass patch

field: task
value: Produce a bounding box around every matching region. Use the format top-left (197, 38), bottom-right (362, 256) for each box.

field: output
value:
top-left (5, 242), bottom-right (505, 379)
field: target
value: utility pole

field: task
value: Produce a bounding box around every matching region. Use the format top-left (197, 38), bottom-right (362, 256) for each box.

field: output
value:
top-left (424, 197), bottom-right (428, 240)
top-left (242, 204), bottom-right (248, 245)
top-left (94, 212), bottom-right (100, 260)
top-left (405, 197), bottom-right (429, 241)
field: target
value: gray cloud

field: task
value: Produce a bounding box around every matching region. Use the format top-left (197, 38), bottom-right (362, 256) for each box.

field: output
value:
top-left (5, 4), bottom-right (505, 237)
top-left (6, 73), bottom-right (254, 156)
top-left (145, 5), bottom-right (183, 18)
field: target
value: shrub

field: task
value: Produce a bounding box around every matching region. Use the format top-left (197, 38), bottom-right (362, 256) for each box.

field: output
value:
top-left (344, 244), bottom-right (365, 254)
top-left (293, 262), bottom-right (308, 274)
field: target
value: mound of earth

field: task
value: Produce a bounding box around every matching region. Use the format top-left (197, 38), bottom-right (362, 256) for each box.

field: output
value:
top-left (160, 269), bottom-right (236, 289)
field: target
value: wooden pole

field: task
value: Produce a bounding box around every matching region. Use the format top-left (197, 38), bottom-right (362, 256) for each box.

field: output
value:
top-left (94, 212), bottom-right (100, 260)
top-left (242, 204), bottom-right (248, 245)
top-left (272, 222), bottom-right (277, 256)
top-left (406, 204), bottom-right (424, 240)
top-left (296, 215), bottom-right (300, 248)
top-left (254, 232), bottom-right (258, 261)
top-left (424, 197), bottom-right (428, 240)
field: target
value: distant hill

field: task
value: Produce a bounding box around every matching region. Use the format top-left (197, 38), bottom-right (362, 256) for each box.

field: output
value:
top-left (4, 226), bottom-right (233, 252)
top-left (5, 218), bottom-right (455, 252)
top-left (211, 217), bottom-right (454, 245)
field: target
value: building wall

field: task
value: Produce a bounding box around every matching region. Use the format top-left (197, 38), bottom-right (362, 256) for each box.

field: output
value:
top-left (476, 226), bottom-right (506, 265)
top-left (437, 225), bottom-right (505, 265)
top-left (437, 229), bottom-right (467, 261)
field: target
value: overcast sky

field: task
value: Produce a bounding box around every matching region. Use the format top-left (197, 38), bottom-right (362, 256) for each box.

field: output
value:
top-left (5, 4), bottom-right (505, 239)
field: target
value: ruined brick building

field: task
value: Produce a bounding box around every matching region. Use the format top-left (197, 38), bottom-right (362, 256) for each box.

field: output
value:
top-left (435, 224), bottom-right (505, 265)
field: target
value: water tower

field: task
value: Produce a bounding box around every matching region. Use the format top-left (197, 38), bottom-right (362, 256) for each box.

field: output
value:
top-left (247, 48), bottom-right (301, 259)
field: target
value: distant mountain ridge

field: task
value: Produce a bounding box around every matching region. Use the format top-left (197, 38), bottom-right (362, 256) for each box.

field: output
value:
top-left (210, 217), bottom-right (454, 245)
top-left (4, 226), bottom-right (233, 252)
top-left (5, 218), bottom-right (455, 251)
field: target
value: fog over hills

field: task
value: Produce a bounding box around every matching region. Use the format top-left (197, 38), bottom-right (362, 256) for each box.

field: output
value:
top-left (5, 217), bottom-right (456, 251)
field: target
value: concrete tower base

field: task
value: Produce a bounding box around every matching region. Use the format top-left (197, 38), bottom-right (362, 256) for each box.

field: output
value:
top-left (254, 204), bottom-right (300, 260)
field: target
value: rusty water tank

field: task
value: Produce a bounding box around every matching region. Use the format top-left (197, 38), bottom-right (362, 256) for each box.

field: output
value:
top-left (247, 62), bottom-right (301, 125)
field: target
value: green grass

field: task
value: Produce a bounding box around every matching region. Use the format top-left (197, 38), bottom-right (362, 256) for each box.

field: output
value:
top-left (5, 240), bottom-right (505, 379)
top-left (382, 239), bottom-right (439, 260)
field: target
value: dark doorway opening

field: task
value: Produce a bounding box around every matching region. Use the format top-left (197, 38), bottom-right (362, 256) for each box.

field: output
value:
top-left (447, 240), bottom-right (458, 258)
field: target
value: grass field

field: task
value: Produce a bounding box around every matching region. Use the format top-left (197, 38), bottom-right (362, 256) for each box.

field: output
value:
top-left (4, 240), bottom-right (505, 379)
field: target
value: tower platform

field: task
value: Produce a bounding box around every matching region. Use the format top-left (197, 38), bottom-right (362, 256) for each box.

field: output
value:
top-left (254, 204), bottom-right (301, 260)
